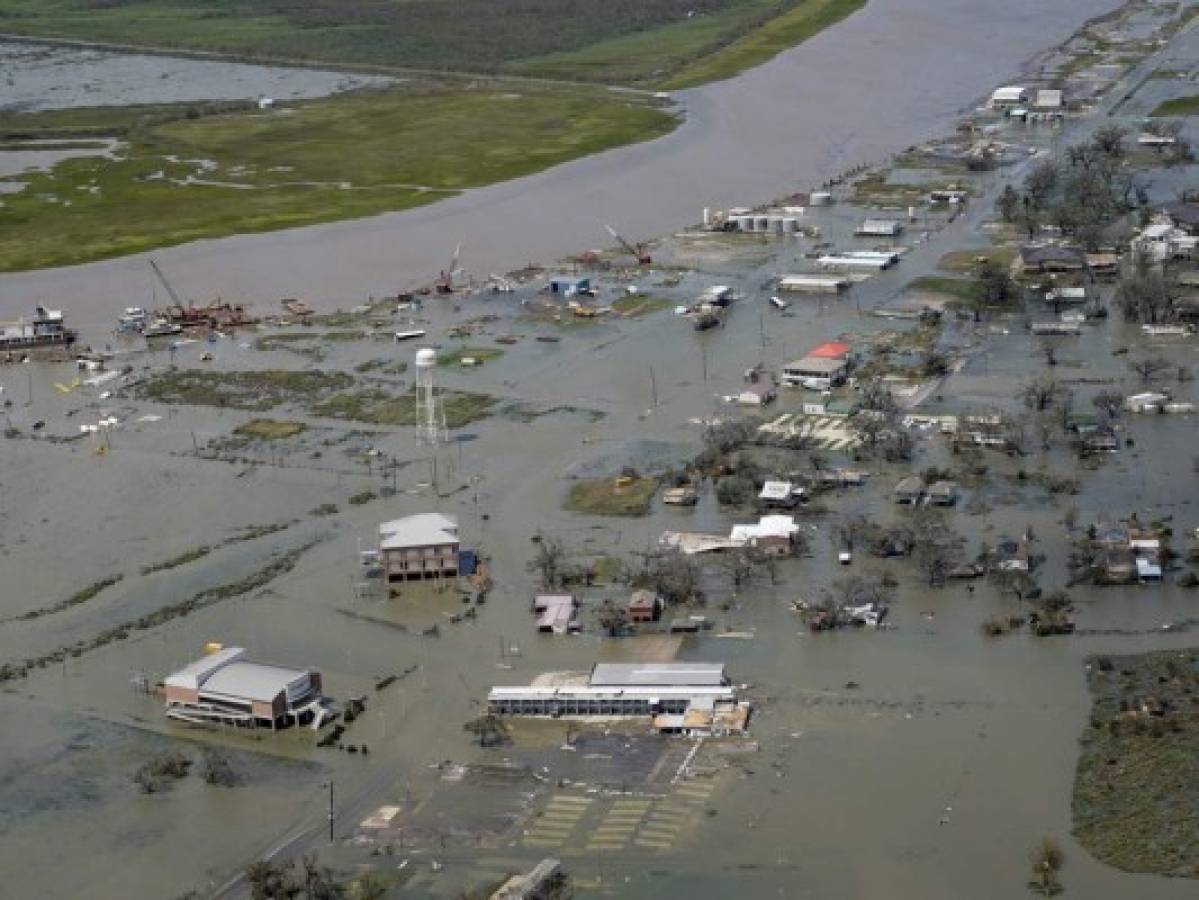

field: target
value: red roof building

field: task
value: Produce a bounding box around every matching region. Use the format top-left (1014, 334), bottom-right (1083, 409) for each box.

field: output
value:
top-left (808, 341), bottom-right (851, 359)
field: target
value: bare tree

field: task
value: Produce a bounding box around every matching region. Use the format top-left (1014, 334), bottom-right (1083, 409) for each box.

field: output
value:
top-left (528, 533), bottom-right (567, 589)
top-left (1090, 125), bottom-right (1127, 159)
top-left (1127, 355), bottom-right (1172, 383)
top-left (1020, 376), bottom-right (1065, 412)
top-left (1091, 390), bottom-right (1123, 421)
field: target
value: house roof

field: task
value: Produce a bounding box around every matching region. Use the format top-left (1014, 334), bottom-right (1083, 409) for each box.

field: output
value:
top-left (759, 480), bottom-right (795, 500)
top-left (1019, 244), bottom-right (1086, 265)
top-left (784, 355), bottom-right (846, 374)
top-left (928, 480), bottom-right (957, 496)
top-left (808, 340), bottom-right (852, 359)
top-left (894, 476), bottom-right (924, 493)
top-left (1160, 201), bottom-right (1199, 227)
top-left (379, 513), bottom-right (458, 549)
top-left (1034, 89), bottom-right (1063, 108)
top-left (628, 589), bottom-right (660, 609)
top-left (991, 86), bottom-right (1028, 102)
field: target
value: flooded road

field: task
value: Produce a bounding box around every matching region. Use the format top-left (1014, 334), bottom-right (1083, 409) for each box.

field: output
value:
top-left (0, 0), bottom-right (1122, 332)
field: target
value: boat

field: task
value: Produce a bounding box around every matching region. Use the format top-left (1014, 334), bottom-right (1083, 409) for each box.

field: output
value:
top-left (281, 298), bottom-right (313, 317)
top-left (0, 306), bottom-right (76, 350)
top-left (117, 306), bottom-right (149, 332)
top-left (394, 329), bottom-right (428, 342)
top-left (143, 318), bottom-right (184, 338)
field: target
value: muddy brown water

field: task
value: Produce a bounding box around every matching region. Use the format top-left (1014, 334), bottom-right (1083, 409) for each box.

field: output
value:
top-left (4, 3), bottom-right (1199, 899)
top-left (0, 0), bottom-right (1127, 333)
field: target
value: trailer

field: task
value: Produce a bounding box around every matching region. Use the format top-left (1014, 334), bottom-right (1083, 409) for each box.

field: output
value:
top-left (778, 274), bottom-right (850, 294)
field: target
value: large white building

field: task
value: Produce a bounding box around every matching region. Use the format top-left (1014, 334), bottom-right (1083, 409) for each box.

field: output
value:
top-left (163, 647), bottom-right (327, 730)
top-left (378, 512), bottom-right (460, 582)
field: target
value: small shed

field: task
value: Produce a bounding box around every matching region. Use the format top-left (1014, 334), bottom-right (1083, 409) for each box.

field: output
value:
top-left (991, 86), bottom-right (1028, 107)
top-left (928, 480), bottom-right (958, 506)
top-left (759, 480), bottom-right (804, 509)
top-left (627, 589), bottom-right (663, 623)
top-left (856, 219), bottom-right (904, 237)
top-left (893, 476), bottom-right (924, 505)
top-left (737, 382), bottom-right (777, 407)
top-left (1135, 557), bottom-right (1163, 583)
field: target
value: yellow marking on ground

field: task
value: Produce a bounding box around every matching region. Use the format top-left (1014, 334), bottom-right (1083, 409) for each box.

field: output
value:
top-left (547, 794), bottom-right (593, 805)
top-left (522, 837), bottom-right (564, 848)
top-left (634, 838), bottom-right (674, 850)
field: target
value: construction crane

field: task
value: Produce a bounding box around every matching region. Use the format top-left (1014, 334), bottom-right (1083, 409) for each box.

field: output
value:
top-left (604, 224), bottom-right (652, 265)
top-left (148, 259), bottom-right (185, 309)
top-left (436, 242), bottom-right (464, 293)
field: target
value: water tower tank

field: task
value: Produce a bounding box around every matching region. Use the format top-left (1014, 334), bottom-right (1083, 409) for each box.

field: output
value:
top-left (415, 348), bottom-right (437, 368)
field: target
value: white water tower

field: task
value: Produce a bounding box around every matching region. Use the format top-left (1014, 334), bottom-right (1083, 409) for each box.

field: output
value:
top-left (414, 347), bottom-right (446, 445)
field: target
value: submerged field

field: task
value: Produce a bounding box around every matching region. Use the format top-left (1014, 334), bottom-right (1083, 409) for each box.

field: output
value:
top-left (0, 85), bottom-right (675, 271)
top-left (0, 0), bottom-right (864, 86)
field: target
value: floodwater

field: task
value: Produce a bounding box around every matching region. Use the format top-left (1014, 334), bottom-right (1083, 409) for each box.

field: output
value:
top-left (0, 40), bottom-right (394, 112)
top-left (4, 3), bottom-right (1198, 899)
top-left (0, 0), bottom-right (1125, 332)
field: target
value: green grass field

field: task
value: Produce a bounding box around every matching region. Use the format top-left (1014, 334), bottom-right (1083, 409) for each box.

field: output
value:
top-left (0, 0), bottom-right (864, 87)
top-left (1149, 95), bottom-right (1199, 116)
top-left (0, 85), bottom-right (676, 271)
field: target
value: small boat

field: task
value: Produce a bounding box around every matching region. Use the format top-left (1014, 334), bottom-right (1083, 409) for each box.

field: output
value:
top-left (281, 298), bottom-right (313, 317)
top-left (117, 306), bottom-right (149, 332)
top-left (394, 329), bottom-right (427, 342)
top-left (143, 318), bottom-right (183, 337)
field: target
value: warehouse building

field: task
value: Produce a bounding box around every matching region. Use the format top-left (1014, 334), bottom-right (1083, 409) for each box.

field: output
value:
top-left (163, 647), bottom-right (328, 730)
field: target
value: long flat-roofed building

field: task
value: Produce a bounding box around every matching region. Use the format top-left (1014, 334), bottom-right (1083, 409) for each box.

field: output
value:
top-left (487, 662), bottom-right (745, 727)
top-left (164, 647), bottom-right (327, 730)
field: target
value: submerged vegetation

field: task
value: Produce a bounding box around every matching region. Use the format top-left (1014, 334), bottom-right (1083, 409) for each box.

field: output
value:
top-left (1073, 650), bottom-right (1198, 878)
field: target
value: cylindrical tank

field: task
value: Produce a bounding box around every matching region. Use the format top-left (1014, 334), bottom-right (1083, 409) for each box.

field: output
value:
top-left (415, 348), bottom-right (437, 368)
top-left (703, 207), bottom-right (711, 226)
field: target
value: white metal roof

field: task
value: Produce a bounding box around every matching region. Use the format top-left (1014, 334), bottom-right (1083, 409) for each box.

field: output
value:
top-left (164, 647), bottom-right (247, 690)
top-left (783, 356), bottom-right (846, 375)
top-left (731, 515), bottom-right (799, 542)
top-left (589, 662), bottom-right (727, 687)
top-left (759, 480), bottom-right (795, 500)
top-left (1034, 89), bottom-right (1062, 108)
top-left (200, 661), bottom-right (310, 703)
top-left (379, 512), bottom-right (458, 549)
top-left (991, 86), bottom-right (1027, 103)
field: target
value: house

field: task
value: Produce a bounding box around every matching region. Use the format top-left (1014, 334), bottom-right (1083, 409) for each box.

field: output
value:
top-left (699, 285), bottom-right (735, 306)
top-left (812, 467), bottom-right (865, 489)
top-left (662, 484), bottom-right (699, 506)
top-left (1125, 392), bottom-right (1170, 413)
top-left (1136, 557), bottom-right (1163, 583)
top-left (163, 647), bottom-right (327, 730)
top-left (1158, 201), bottom-right (1199, 235)
top-left (893, 476), bottom-right (924, 505)
top-left (855, 219), bottom-right (904, 237)
top-left (627, 589), bottom-right (663, 623)
top-left (533, 594), bottom-right (580, 634)
top-left (729, 515), bottom-right (799, 555)
top-left (1034, 89), bottom-right (1063, 110)
top-left (378, 513), bottom-right (460, 583)
top-left (807, 340), bottom-right (852, 361)
top-left (549, 276), bottom-right (590, 296)
top-left (781, 355), bottom-right (848, 388)
top-left (1013, 244), bottom-right (1087, 276)
top-left (758, 480), bottom-right (805, 509)
top-left (928, 480), bottom-right (958, 506)
top-left (1044, 285), bottom-right (1087, 306)
top-left (737, 382), bottom-right (776, 407)
top-left (1085, 252), bottom-right (1120, 279)
top-left (994, 537), bottom-right (1031, 572)
top-left (1133, 214), bottom-right (1198, 262)
top-left (991, 86), bottom-right (1029, 107)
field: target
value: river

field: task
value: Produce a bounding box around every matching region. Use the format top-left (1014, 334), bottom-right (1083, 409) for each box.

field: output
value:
top-left (0, 0), bottom-right (1123, 332)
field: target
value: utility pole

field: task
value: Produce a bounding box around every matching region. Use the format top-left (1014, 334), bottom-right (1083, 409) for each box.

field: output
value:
top-left (758, 312), bottom-right (766, 348)
top-left (701, 343), bottom-right (708, 382)
top-left (325, 780), bottom-right (334, 844)
top-left (649, 365), bottom-right (658, 408)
